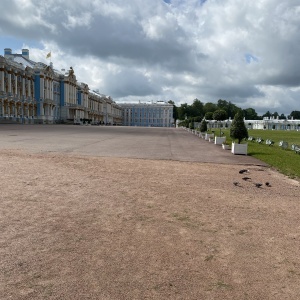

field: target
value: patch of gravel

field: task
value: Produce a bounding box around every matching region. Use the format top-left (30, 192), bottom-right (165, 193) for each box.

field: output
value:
top-left (0, 149), bottom-right (299, 300)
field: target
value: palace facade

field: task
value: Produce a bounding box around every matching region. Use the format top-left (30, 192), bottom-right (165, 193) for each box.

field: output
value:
top-left (0, 48), bottom-right (122, 125)
top-left (119, 101), bottom-right (174, 127)
top-left (201, 117), bottom-right (300, 131)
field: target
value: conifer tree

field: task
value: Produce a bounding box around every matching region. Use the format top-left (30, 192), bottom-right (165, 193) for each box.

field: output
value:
top-left (200, 119), bottom-right (207, 132)
top-left (230, 110), bottom-right (248, 144)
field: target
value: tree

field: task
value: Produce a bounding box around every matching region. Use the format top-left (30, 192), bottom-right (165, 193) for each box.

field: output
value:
top-left (217, 99), bottom-right (229, 110)
top-left (194, 116), bottom-right (202, 122)
top-left (290, 111), bottom-right (300, 119)
top-left (203, 102), bottom-right (217, 114)
top-left (243, 108), bottom-right (259, 120)
top-left (177, 103), bottom-right (189, 120)
top-left (204, 112), bottom-right (213, 120)
top-left (168, 100), bottom-right (178, 122)
top-left (213, 109), bottom-right (227, 137)
top-left (230, 110), bottom-right (248, 144)
top-left (213, 109), bottom-right (227, 121)
top-left (279, 113), bottom-right (286, 120)
top-left (200, 119), bottom-right (207, 132)
top-left (190, 99), bottom-right (204, 118)
top-left (262, 111), bottom-right (271, 119)
top-left (217, 99), bottom-right (239, 119)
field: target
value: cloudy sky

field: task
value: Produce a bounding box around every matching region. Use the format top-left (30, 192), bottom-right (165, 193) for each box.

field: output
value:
top-left (0, 0), bottom-right (299, 115)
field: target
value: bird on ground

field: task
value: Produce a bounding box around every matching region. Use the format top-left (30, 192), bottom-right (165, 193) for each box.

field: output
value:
top-left (242, 177), bottom-right (251, 181)
top-left (265, 182), bottom-right (271, 187)
top-left (254, 183), bottom-right (262, 188)
top-left (239, 169), bottom-right (249, 174)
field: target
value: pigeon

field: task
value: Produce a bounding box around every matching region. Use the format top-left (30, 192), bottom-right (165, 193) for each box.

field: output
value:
top-left (265, 182), bottom-right (271, 187)
top-left (242, 176), bottom-right (251, 181)
top-left (239, 169), bottom-right (249, 174)
top-left (254, 183), bottom-right (262, 188)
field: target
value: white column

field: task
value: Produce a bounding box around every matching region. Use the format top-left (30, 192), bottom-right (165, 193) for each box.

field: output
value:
top-left (64, 82), bottom-right (67, 102)
top-left (8, 73), bottom-right (12, 93)
top-left (46, 78), bottom-right (50, 99)
top-left (0, 70), bottom-right (4, 92)
top-left (48, 79), bottom-right (50, 99)
top-left (47, 78), bottom-right (50, 99)
top-left (71, 84), bottom-right (73, 104)
top-left (51, 80), bottom-right (54, 101)
top-left (45, 78), bottom-right (47, 99)
top-left (66, 83), bottom-right (69, 103)
top-left (15, 75), bottom-right (18, 96)
top-left (73, 84), bottom-right (75, 104)
top-left (40, 77), bottom-right (44, 99)
top-left (22, 76), bottom-right (25, 96)
top-left (32, 80), bottom-right (34, 99)
top-left (27, 78), bottom-right (29, 97)
top-left (48, 80), bottom-right (51, 100)
top-left (67, 83), bottom-right (70, 103)
top-left (28, 78), bottom-right (31, 98)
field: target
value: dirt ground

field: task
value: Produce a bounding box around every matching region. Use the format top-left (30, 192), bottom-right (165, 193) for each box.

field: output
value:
top-left (0, 149), bottom-right (300, 300)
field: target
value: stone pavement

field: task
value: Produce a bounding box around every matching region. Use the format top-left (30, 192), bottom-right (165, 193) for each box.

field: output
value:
top-left (0, 124), bottom-right (266, 166)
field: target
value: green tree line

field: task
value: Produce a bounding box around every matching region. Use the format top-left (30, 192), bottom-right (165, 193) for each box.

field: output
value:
top-left (168, 99), bottom-right (300, 124)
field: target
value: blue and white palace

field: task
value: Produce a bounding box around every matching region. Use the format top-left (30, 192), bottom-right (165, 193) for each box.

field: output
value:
top-left (0, 48), bottom-right (122, 125)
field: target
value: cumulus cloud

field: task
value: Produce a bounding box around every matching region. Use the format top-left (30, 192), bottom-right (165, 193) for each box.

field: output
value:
top-left (0, 0), bottom-right (300, 115)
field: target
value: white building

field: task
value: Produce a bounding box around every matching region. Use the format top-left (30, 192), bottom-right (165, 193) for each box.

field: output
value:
top-left (247, 117), bottom-right (300, 130)
top-left (204, 117), bottom-right (300, 131)
top-left (119, 101), bottom-right (174, 127)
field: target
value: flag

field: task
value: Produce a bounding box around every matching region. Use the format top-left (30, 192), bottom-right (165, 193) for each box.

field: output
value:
top-left (46, 52), bottom-right (51, 59)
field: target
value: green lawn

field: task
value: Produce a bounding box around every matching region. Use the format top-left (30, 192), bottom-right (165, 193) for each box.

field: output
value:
top-left (210, 128), bottom-right (300, 179)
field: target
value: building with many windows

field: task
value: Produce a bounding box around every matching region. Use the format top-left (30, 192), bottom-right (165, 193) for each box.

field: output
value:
top-left (200, 117), bottom-right (300, 131)
top-left (0, 48), bottom-right (122, 125)
top-left (119, 101), bottom-right (174, 127)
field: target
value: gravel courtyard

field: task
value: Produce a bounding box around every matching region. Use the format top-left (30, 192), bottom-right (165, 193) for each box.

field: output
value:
top-left (0, 125), bottom-right (299, 299)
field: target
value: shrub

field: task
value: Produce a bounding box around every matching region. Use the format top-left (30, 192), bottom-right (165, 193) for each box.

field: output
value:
top-left (200, 119), bottom-right (208, 132)
top-left (189, 120), bottom-right (194, 129)
top-left (230, 110), bottom-right (248, 144)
